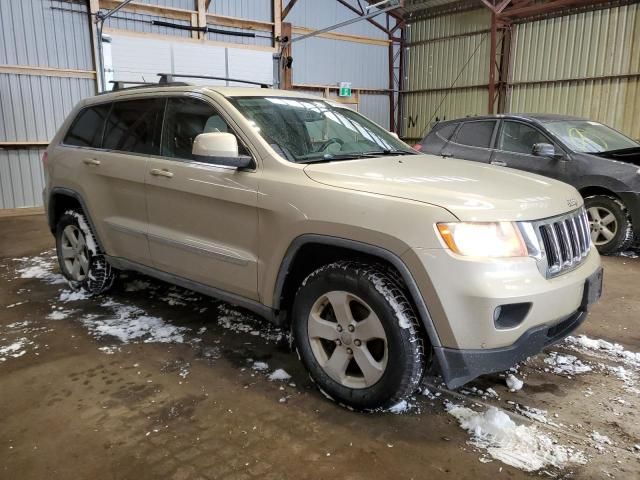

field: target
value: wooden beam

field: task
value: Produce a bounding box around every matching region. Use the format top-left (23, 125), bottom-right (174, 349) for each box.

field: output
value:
top-left (281, 22), bottom-right (292, 89)
top-left (273, 0), bottom-right (282, 41)
top-left (282, 0), bottom-right (299, 20)
top-left (292, 83), bottom-right (388, 94)
top-left (0, 65), bottom-right (96, 79)
top-left (291, 26), bottom-right (390, 46)
top-left (197, 0), bottom-right (207, 39)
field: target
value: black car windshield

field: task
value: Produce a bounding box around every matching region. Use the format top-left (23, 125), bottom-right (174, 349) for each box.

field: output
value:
top-left (230, 96), bottom-right (415, 163)
top-left (542, 120), bottom-right (639, 154)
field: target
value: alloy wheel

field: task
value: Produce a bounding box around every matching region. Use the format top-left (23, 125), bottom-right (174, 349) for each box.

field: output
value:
top-left (587, 206), bottom-right (618, 246)
top-left (307, 291), bottom-right (388, 389)
top-left (60, 224), bottom-right (90, 281)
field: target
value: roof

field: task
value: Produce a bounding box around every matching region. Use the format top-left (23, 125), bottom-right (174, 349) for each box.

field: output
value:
top-left (84, 84), bottom-right (326, 106)
top-left (436, 113), bottom-right (586, 124)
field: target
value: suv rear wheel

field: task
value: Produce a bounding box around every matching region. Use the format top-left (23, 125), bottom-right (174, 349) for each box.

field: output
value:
top-left (292, 261), bottom-right (426, 410)
top-left (55, 209), bottom-right (116, 294)
top-left (584, 195), bottom-right (634, 255)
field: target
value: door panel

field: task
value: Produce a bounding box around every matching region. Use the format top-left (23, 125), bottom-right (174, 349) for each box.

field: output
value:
top-left (65, 99), bottom-right (164, 266)
top-left (490, 120), bottom-right (567, 181)
top-left (145, 96), bottom-right (259, 300)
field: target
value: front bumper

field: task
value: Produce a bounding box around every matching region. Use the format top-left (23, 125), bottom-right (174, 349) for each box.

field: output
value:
top-left (402, 246), bottom-right (602, 389)
top-left (435, 266), bottom-right (602, 388)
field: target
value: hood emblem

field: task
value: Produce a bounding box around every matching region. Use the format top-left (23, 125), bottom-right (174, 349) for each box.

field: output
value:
top-left (567, 198), bottom-right (578, 207)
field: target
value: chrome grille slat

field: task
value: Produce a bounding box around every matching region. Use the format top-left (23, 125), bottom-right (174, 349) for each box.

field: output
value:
top-left (533, 208), bottom-right (591, 278)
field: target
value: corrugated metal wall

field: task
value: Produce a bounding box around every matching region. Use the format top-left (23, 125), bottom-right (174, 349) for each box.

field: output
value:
top-left (289, 0), bottom-right (391, 128)
top-left (509, 3), bottom-right (640, 140)
top-left (402, 8), bottom-right (491, 141)
top-left (402, 3), bottom-right (640, 142)
top-left (0, 0), bottom-right (95, 209)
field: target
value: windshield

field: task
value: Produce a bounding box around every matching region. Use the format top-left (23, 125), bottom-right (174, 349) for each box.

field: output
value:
top-left (542, 120), bottom-right (639, 153)
top-left (230, 96), bottom-right (415, 163)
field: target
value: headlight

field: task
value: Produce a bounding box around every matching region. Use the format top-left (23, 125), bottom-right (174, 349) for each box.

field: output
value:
top-left (437, 222), bottom-right (528, 258)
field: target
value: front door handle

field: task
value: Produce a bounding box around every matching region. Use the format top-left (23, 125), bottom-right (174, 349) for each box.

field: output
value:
top-left (491, 160), bottom-right (507, 167)
top-left (83, 158), bottom-right (101, 166)
top-left (150, 168), bottom-right (174, 178)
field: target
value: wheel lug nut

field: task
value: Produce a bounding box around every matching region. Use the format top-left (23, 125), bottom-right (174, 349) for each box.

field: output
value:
top-left (354, 339), bottom-right (361, 347)
top-left (348, 325), bottom-right (354, 332)
top-left (336, 340), bottom-right (342, 346)
top-left (337, 325), bottom-right (343, 332)
top-left (346, 348), bottom-right (353, 355)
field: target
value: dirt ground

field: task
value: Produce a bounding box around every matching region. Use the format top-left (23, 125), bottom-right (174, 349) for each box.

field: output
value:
top-left (1, 214), bottom-right (639, 480)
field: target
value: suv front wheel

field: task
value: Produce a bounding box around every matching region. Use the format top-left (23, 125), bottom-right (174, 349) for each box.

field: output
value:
top-left (55, 209), bottom-right (116, 294)
top-left (292, 261), bottom-right (426, 410)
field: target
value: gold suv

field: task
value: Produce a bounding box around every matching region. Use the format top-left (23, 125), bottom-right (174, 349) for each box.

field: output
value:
top-left (43, 85), bottom-right (603, 410)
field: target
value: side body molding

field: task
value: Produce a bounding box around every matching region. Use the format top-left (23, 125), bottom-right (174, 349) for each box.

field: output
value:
top-left (272, 234), bottom-right (443, 349)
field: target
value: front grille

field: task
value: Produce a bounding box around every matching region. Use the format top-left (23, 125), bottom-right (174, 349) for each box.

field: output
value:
top-left (536, 208), bottom-right (591, 277)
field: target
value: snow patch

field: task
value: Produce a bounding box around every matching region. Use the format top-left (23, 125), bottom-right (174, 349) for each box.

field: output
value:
top-left (47, 310), bottom-right (73, 320)
top-left (59, 289), bottom-right (89, 302)
top-left (506, 374), bottom-right (524, 391)
top-left (388, 400), bottom-right (411, 414)
top-left (81, 300), bottom-right (185, 344)
top-left (566, 334), bottom-right (640, 368)
top-left (0, 338), bottom-right (32, 362)
top-left (446, 403), bottom-right (586, 472)
top-left (544, 352), bottom-right (592, 376)
top-left (252, 361), bottom-right (269, 371)
top-left (14, 252), bottom-right (66, 285)
top-left (268, 368), bottom-right (291, 381)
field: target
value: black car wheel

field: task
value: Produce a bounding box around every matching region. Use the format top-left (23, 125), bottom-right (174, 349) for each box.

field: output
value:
top-left (584, 195), bottom-right (634, 254)
top-left (292, 261), bottom-right (427, 411)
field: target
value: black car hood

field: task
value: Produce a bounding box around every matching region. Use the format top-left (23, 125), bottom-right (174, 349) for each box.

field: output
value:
top-left (593, 147), bottom-right (640, 166)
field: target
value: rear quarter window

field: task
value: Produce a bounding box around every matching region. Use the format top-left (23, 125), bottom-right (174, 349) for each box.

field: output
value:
top-left (63, 104), bottom-right (111, 148)
top-left (454, 121), bottom-right (496, 148)
top-left (103, 98), bottom-right (165, 155)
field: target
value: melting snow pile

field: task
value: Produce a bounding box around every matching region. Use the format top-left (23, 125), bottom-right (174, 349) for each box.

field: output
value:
top-left (566, 335), bottom-right (640, 368)
top-left (217, 305), bottom-right (284, 343)
top-left (506, 374), bottom-right (524, 391)
top-left (81, 300), bottom-right (185, 344)
top-left (0, 338), bottom-right (32, 362)
top-left (268, 368), bottom-right (291, 381)
top-left (446, 403), bottom-right (586, 472)
top-left (14, 252), bottom-right (66, 285)
top-left (544, 352), bottom-right (592, 376)
top-left (59, 289), bottom-right (90, 302)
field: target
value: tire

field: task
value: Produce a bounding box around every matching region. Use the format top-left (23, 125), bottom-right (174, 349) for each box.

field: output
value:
top-left (584, 195), bottom-right (634, 255)
top-left (292, 261), bottom-right (426, 410)
top-left (55, 209), bottom-right (116, 294)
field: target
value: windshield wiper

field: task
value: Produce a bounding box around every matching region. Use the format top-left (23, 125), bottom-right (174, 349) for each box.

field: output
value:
top-left (298, 150), bottom-right (417, 163)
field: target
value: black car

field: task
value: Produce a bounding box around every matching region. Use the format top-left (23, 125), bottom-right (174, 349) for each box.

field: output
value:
top-left (418, 114), bottom-right (640, 254)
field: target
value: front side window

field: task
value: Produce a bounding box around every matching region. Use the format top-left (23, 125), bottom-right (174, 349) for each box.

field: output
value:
top-left (498, 121), bottom-right (550, 155)
top-left (230, 96), bottom-right (414, 163)
top-left (161, 97), bottom-right (246, 161)
top-left (63, 104), bottom-right (110, 148)
top-left (103, 98), bottom-right (165, 154)
top-left (454, 121), bottom-right (496, 148)
top-left (542, 120), bottom-right (639, 153)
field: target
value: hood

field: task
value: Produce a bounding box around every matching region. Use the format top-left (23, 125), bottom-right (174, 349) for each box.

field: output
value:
top-left (304, 154), bottom-right (581, 222)
top-left (592, 147), bottom-right (640, 166)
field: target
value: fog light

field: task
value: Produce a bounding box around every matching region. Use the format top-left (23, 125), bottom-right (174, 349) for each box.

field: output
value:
top-left (493, 303), bottom-right (532, 330)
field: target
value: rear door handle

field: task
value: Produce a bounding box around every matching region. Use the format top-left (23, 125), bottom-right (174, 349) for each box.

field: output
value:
top-left (150, 168), bottom-right (174, 178)
top-left (83, 158), bottom-right (101, 166)
top-left (491, 160), bottom-right (507, 167)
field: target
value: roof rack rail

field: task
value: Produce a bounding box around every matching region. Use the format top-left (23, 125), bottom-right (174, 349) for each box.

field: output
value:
top-left (158, 73), bottom-right (271, 88)
top-left (100, 79), bottom-right (190, 94)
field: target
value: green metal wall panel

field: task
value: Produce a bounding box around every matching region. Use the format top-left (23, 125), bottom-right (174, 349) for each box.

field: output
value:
top-left (403, 8), bottom-right (490, 140)
top-left (509, 3), bottom-right (640, 139)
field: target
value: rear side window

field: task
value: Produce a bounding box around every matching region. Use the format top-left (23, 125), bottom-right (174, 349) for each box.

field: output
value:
top-left (433, 123), bottom-right (458, 141)
top-left (454, 121), bottom-right (497, 148)
top-left (63, 104), bottom-right (110, 148)
top-left (103, 98), bottom-right (165, 154)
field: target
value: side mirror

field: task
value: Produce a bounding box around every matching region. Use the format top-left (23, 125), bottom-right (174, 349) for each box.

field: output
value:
top-left (192, 132), bottom-right (253, 169)
top-left (532, 142), bottom-right (556, 158)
